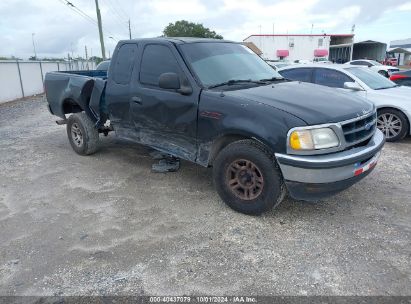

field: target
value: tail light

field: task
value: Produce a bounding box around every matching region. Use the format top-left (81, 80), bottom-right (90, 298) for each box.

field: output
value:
top-left (390, 74), bottom-right (408, 81)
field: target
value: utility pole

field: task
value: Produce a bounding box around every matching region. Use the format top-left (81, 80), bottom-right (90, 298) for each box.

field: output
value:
top-left (85, 45), bottom-right (89, 70)
top-left (94, 0), bottom-right (106, 59)
top-left (32, 33), bottom-right (37, 60)
top-left (128, 19), bottom-right (132, 39)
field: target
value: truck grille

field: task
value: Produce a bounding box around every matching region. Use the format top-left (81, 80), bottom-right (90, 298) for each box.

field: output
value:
top-left (341, 112), bottom-right (377, 147)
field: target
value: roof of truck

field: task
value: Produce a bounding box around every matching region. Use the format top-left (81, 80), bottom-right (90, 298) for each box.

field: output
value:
top-left (118, 37), bottom-right (235, 44)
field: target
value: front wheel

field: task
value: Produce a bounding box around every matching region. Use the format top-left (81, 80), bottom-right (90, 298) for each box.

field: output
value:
top-left (213, 140), bottom-right (286, 215)
top-left (377, 109), bottom-right (409, 142)
top-left (66, 112), bottom-right (99, 155)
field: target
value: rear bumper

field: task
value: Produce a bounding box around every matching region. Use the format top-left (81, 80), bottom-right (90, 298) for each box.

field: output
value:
top-left (275, 129), bottom-right (385, 200)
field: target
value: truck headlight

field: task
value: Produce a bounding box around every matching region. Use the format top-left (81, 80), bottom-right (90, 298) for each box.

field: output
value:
top-left (289, 128), bottom-right (340, 150)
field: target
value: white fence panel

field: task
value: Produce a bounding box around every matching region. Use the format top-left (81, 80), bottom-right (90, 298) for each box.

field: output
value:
top-left (0, 60), bottom-right (97, 103)
top-left (41, 62), bottom-right (59, 78)
top-left (19, 62), bottom-right (44, 96)
top-left (0, 62), bottom-right (23, 101)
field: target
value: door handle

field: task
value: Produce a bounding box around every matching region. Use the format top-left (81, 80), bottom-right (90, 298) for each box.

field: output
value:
top-left (131, 96), bottom-right (143, 104)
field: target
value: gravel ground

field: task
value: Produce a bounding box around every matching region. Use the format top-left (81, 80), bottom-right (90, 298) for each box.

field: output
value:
top-left (0, 96), bottom-right (410, 296)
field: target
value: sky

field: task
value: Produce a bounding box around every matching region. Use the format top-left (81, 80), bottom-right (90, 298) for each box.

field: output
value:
top-left (1, 0), bottom-right (411, 59)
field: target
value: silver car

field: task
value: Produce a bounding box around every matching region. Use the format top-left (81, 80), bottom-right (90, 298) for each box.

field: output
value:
top-left (278, 64), bottom-right (411, 141)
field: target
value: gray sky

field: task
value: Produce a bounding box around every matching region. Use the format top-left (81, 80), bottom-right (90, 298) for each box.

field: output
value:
top-left (1, 0), bottom-right (411, 59)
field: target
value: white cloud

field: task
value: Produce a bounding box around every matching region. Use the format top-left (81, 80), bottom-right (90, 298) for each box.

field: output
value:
top-left (0, 0), bottom-right (409, 59)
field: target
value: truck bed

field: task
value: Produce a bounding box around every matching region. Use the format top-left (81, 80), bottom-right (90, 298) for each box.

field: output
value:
top-left (58, 69), bottom-right (107, 79)
top-left (44, 70), bottom-right (107, 120)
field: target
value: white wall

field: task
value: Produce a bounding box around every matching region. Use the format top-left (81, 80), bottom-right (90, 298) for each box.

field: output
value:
top-left (0, 60), bottom-right (97, 103)
top-left (0, 62), bottom-right (22, 102)
top-left (244, 35), bottom-right (331, 61)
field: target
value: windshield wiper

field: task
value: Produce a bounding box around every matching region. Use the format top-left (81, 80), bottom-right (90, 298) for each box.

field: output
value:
top-left (259, 76), bottom-right (287, 82)
top-left (208, 79), bottom-right (266, 89)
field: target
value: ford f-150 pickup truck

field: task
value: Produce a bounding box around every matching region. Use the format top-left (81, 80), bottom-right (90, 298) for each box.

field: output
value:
top-left (44, 37), bottom-right (385, 215)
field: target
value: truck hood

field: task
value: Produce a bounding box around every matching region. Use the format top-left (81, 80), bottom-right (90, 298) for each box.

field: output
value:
top-left (224, 81), bottom-right (374, 125)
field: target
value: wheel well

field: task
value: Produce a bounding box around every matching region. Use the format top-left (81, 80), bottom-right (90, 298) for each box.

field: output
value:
top-left (208, 135), bottom-right (272, 165)
top-left (62, 80), bottom-right (95, 116)
top-left (377, 107), bottom-right (410, 132)
top-left (62, 98), bottom-right (82, 114)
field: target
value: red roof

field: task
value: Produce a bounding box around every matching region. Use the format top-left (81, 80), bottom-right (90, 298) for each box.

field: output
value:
top-left (243, 34), bottom-right (354, 41)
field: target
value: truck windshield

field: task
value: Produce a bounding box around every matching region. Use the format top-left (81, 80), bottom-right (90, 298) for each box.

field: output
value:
top-left (180, 42), bottom-right (283, 87)
top-left (346, 67), bottom-right (397, 90)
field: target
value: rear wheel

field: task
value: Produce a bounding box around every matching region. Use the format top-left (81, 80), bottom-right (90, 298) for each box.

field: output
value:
top-left (213, 140), bottom-right (286, 215)
top-left (66, 112), bottom-right (99, 155)
top-left (377, 108), bottom-right (409, 142)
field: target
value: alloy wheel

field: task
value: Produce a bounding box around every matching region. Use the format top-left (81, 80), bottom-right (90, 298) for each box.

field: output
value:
top-left (377, 113), bottom-right (402, 139)
top-left (71, 122), bottom-right (83, 147)
top-left (226, 159), bottom-right (264, 200)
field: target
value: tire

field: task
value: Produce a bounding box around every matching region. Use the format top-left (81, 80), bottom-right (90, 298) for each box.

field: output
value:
top-left (213, 139), bottom-right (286, 215)
top-left (66, 112), bottom-right (99, 155)
top-left (377, 108), bottom-right (409, 142)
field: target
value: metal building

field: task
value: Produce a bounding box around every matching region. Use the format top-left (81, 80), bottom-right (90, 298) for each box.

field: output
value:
top-left (389, 38), bottom-right (411, 65)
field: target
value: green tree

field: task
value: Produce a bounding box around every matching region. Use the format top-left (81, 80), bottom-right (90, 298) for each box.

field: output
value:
top-left (163, 20), bottom-right (223, 39)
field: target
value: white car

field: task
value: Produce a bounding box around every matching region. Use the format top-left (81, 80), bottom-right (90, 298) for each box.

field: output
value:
top-left (278, 64), bottom-right (411, 141)
top-left (266, 60), bottom-right (291, 71)
top-left (313, 57), bottom-right (332, 64)
top-left (344, 59), bottom-right (400, 77)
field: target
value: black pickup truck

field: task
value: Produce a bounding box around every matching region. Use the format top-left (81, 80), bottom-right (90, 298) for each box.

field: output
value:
top-left (45, 37), bottom-right (385, 215)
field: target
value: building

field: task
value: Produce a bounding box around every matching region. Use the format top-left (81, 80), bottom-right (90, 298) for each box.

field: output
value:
top-left (243, 34), bottom-right (354, 62)
top-left (388, 38), bottom-right (411, 65)
top-left (351, 40), bottom-right (387, 62)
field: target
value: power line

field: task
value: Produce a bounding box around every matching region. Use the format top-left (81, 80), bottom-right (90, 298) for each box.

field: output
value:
top-left (100, 0), bottom-right (129, 34)
top-left (104, 0), bottom-right (129, 21)
top-left (112, 0), bottom-right (129, 20)
top-left (57, 0), bottom-right (97, 26)
top-left (57, 0), bottom-right (119, 41)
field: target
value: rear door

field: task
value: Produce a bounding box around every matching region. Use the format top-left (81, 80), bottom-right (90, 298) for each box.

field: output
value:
top-left (313, 67), bottom-right (367, 98)
top-left (129, 42), bottom-right (200, 161)
top-left (313, 68), bottom-right (354, 88)
top-left (278, 68), bottom-right (313, 83)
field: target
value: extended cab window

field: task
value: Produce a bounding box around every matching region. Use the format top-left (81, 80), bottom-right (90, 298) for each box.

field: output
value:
top-left (140, 44), bottom-right (182, 87)
top-left (313, 68), bottom-right (352, 88)
top-left (112, 44), bottom-right (137, 84)
top-left (279, 68), bottom-right (312, 83)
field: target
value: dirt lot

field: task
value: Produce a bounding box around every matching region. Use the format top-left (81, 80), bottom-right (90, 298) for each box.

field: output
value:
top-left (0, 96), bottom-right (410, 296)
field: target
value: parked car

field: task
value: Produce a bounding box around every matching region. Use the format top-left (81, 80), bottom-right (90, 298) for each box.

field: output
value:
top-left (294, 59), bottom-right (312, 64)
top-left (313, 57), bottom-right (332, 64)
top-left (383, 58), bottom-right (398, 66)
top-left (96, 60), bottom-right (110, 71)
top-left (278, 64), bottom-right (411, 141)
top-left (344, 59), bottom-right (399, 77)
top-left (44, 38), bottom-right (384, 215)
top-left (266, 60), bottom-right (290, 70)
top-left (390, 70), bottom-right (411, 86)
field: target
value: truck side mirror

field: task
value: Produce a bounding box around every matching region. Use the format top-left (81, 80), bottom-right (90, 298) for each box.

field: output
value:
top-left (159, 72), bottom-right (180, 90)
top-left (159, 72), bottom-right (193, 95)
top-left (344, 82), bottom-right (364, 91)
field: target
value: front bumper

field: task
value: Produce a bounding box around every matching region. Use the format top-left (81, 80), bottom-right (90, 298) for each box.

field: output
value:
top-left (275, 129), bottom-right (385, 200)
